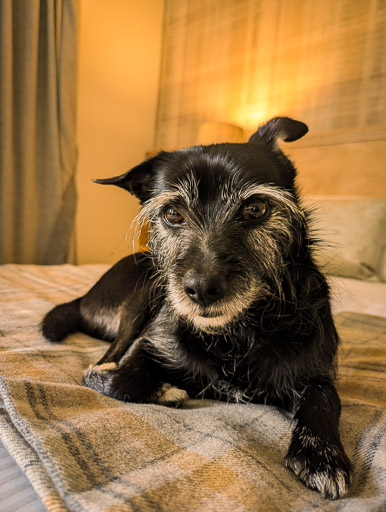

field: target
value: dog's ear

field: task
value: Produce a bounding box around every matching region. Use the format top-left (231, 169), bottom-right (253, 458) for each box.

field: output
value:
top-left (93, 152), bottom-right (166, 204)
top-left (249, 117), bottom-right (308, 147)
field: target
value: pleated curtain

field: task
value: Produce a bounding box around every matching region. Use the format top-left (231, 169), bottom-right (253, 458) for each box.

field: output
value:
top-left (0, 0), bottom-right (79, 264)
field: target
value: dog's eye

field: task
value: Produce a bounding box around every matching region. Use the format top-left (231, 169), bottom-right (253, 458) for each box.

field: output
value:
top-left (163, 206), bottom-right (184, 226)
top-left (242, 199), bottom-right (268, 220)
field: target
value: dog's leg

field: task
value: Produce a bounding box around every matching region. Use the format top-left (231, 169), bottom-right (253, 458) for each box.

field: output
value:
top-left (93, 303), bottom-right (150, 366)
top-left (284, 378), bottom-right (351, 499)
top-left (83, 337), bottom-right (188, 407)
top-left (83, 337), bottom-right (161, 402)
top-left (41, 298), bottom-right (83, 341)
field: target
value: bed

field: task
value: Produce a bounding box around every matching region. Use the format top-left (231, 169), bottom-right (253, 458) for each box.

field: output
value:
top-left (0, 263), bottom-right (385, 512)
top-left (1, 147), bottom-right (386, 511)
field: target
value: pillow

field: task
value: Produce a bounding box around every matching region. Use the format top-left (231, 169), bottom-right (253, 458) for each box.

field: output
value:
top-left (304, 196), bottom-right (386, 281)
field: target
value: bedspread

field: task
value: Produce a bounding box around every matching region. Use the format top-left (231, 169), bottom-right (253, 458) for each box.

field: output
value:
top-left (0, 264), bottom-right (385, 512)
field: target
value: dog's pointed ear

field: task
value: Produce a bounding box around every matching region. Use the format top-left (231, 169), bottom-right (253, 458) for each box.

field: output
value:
top-left (249, 117), bottom-right (308, 147)
top-left (93, 152), bottom-right (166, 204)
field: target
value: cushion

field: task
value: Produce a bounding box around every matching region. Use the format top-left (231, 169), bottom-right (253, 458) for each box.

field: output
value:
top-left (304, 196), bottom-right (386, 281)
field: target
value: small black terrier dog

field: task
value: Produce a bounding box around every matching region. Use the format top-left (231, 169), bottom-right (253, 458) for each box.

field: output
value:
top-left (42, 117), bottom-right (351, 499)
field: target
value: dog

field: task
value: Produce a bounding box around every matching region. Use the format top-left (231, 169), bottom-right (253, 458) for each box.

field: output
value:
top-left (41, 117), bottom-right (351, 499)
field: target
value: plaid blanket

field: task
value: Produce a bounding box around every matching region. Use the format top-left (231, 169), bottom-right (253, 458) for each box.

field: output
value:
top-left (0, 264), bottom-right (385, 512)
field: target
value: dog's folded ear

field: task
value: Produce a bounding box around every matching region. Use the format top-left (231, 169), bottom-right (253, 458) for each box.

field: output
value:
top-left (249, 117), bottom-right (308, 147)
top-left (93, 152), bottom-right (166, 204)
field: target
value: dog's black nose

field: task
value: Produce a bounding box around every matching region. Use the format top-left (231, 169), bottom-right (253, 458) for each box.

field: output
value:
top-left (183, 271), bottom-right (227, 307)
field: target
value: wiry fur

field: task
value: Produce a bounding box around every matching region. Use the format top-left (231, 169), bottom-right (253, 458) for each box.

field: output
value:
top-left (41, 117), bottom-right (351, 499)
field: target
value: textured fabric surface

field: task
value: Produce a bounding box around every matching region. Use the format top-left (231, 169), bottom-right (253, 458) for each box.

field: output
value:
top-left (328, 276), bottom-right (386, 319)
top-left (0, 441), bottom-right (47, 512)
top-left (306, 196), bottom-right (386, 281)
top-left (0, 264), bottom-right (385, 511)
top-left (156, 0), bottom-right (386, 149)
top-left (0, 0), bottom-right (79, 264)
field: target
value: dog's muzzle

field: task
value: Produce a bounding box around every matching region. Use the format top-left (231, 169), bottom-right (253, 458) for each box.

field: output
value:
top-left (183, 269), bottom-right (227, 307)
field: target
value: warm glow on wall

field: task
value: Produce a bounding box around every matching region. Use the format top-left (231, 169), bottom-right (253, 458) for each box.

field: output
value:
top-left (76, 0), bottom-right (164, 263)
top-left (156, 1), bottom-right (386, 150)
top-left (234, 106), bottom-right (270, 133)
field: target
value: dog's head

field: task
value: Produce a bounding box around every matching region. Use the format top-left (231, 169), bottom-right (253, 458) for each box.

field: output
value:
top-left (95, 117), bottom-right (309, 333)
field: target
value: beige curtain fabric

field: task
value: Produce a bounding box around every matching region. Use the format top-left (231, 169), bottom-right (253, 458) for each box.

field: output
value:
top-left (156, 0), bottom-right (386, 149)
top-left (0, 0), bottom-right (79, 264)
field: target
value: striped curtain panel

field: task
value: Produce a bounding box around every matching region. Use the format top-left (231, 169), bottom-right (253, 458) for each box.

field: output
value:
top-left (0, 0), bottom-right (79, 264)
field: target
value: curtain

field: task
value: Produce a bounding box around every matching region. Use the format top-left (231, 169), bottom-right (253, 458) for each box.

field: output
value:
top-left (155, 0), bottom-right (386, 149)
top-left (0, 0), bottom-right (79, 264)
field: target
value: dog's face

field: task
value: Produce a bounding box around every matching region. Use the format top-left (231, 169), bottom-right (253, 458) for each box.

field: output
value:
top-left (95, 117), bottom-right (309, 333)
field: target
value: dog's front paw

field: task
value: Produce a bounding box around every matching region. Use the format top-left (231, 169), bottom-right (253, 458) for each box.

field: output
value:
top-left (284, 433), bottom-right (351, 499)
top-left (153, 383), bottom-right (189, 407)
top-left (83, 363), bottom-right (168, 403)
top-left (83, 363), bottom-right (121, 397)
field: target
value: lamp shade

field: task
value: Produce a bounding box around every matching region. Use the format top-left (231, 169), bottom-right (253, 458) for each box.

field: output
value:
top-left (197, 122), bottom-right (245, 144)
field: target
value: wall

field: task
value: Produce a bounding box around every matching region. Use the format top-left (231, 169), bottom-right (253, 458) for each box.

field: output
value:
top-left (76, 0), bottom-right (164, 263)
top-left (155, 0), bottom-right (386, 150)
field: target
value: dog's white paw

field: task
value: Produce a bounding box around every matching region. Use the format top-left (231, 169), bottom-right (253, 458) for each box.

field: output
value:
top-left (285, 457), bottom-right (350, 499)
top-left (284, 443), bottom-right (351, 499)
top-left (154, 383), bottom-right (189, 407)
top-left (83, 362), bottom-right (118, 393)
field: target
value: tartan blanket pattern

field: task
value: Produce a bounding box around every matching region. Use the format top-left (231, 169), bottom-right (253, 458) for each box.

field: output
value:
top-left (0, 264), bottom-right (385, 511)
